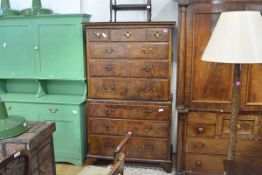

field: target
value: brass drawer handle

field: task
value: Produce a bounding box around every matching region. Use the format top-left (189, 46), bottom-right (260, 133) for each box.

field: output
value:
top-left (94, 32), bottom-right (102, 38)
top-left (104, 86), bottom-right (115, 92)
top-left (195, 160), bottom-right (202, 167)
top-left (142, 48), bottom-right (153, 54)
top-left (104, 64), bottom-right (114, 71)
top-left (104, 107), bottom-right (116, 113)
top-left (143, 84), bottom-right (153, 92)
top-left (154, 31), bottom-right (161, 39)
top-left (142, 108), bottom-right (153, 114)
top-left (105, 48), bottom-right (114, 54)
top-left (236, 123), bottom-right (242, 130)
top-left (124, 31), bottom-right (132, 38)
top-left (144, 145), bottom-right (154, 151)
top-left (144, 127), bottom-right (153, 132)
top-left (49, 108), bottom-right (59, 113)
top-left (194, 143), bottom-right (204, 149)
top-left (197, 127), bottom-right (205, 133)
top-left (143, 65), bottom-right (153, 73)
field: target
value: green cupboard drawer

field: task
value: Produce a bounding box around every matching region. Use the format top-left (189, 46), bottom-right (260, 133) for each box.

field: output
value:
top-left (37, 104), bottom-right (81, 116)
top-left (5, 102), bottom-right (39, 121)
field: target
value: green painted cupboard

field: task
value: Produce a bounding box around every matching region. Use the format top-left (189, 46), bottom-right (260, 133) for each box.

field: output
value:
top-left (0, 14), bottom-right (90, 165)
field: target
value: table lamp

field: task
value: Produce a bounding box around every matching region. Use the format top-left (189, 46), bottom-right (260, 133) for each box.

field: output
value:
top-left (21, 0), bottom-right (52, 16)
top-left (0, 0), bottom-right (19, 16)
top-left (0, 98), bottom-right (29, 139)
top-left (201, 11), bottom-right (262, 160)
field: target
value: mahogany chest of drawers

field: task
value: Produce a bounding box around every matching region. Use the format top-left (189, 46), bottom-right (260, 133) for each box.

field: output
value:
top-left (85, 22), bottom-right (175, 172)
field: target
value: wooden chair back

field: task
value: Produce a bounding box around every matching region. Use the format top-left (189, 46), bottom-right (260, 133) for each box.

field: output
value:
top-left (108, 132), bottom-right (132, 175)
top-left (0, 150), bottom-right (30, 175)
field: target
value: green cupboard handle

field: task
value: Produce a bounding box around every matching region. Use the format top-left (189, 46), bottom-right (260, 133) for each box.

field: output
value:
top-left (49, 108), bottom-right (58, 113)
top-left (3, 42), bottom-right (7, 48)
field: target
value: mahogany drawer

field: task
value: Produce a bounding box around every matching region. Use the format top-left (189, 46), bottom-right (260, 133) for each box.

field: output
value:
top-left (89, 59), bottom-right (169, 78)
top-left (87, 102), bottom-right (171, 120)
top-left (147, 28), bottom-right (170, 42)
top-left (186, 138), bottom-right (228, 154)
top-left (110, 29), bottom-right (146, 41)
top-left (89, 118), bottom-right (169, 138)
top-left (187, 124), bottom-right (216, 137)
top-left (187, 112), bottom-right (217, 125)
top-left (185, 154), bottom-right (225, 174)
top-left (89, 42), bottom-right (169, 60)
top-left (88, 135), bottom-right (169, 160)
top-left (88, 29), bottom-right (109, 41)
top-left (87, 102), bottom-right (170, 121)
top-left (88, 78), bottom-right (169, 101)
top-left (217, 114), bottom-right (259, 138)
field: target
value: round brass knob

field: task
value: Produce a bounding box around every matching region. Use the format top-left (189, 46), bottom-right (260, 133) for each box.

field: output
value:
top-left (197, 127), bottom-right (205, 133)
top-left (195, 160), bottom-right (202, 167)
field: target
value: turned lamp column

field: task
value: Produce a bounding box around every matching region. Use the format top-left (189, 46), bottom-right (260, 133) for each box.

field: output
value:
top-left (201, 11), bottom-right (262, 160)
top-left (0, 0), bottom-right (19, 16)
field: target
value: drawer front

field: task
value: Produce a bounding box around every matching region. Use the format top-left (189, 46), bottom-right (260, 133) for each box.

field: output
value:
top-left (89, 42), bottom-right (169, 60)
top-left (88, 102), bottom-right (170, 121)
top-left (89, 59), bottom-right (169, 78)
top-left (218, 114), bottom-right (258, 138)
top-left (188, 112), bottom-right (217, 125)
top-left (110, 29), bottom-right (146, 41)
top-left (89, 78), bottom-right (169, 101)
top-left (185, 154), bottom-right (225, 174)
top-left (237, 140), bottom-right (262, 157)
top-left (187, 125), bottom-right (216, 137)
top-left (88, 29), bottom-right (109, 41)
top-left (38, 104), bottom-right (80, 116)
top-left (89, 135), bottom-right (169, 160)
top-left (147, 28), bottom-right (170, 42)
top-left (186, 138), bottom-right (228, 154)
top-left (89, 118), bottom-right (169, 138)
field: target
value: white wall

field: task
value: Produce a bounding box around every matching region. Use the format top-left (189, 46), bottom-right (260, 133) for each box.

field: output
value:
top-left (3, 0), bottom-right (179, 152)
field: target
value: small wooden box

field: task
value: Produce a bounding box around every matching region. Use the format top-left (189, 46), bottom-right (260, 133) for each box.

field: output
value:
top-left (0, 121), bottom-right (56, 175)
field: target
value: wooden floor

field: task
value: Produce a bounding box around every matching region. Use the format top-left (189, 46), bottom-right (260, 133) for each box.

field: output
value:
top-left (56, 163), bottom-right (84, 175)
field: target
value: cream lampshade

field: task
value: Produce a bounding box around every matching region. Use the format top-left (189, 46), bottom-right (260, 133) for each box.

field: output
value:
top-left (202, 11), bottom-right (262, 63)
top-left (201, 11), bottom-right (262, 163)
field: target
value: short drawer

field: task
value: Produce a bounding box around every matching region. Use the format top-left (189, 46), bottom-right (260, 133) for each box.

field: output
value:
top-left (185, 154), bottom-right (225, 174)
top-left (187, 124), bottom-right (216, 137)
top-left (147, 28), bottom-right (170, 42)
top-left (38, 104), bottom-right (80, 116)
top-left (218, 114), bottom-right (258, 138)
top-left (89, 59), bottom-right (169, 78)
top-left (88, 102), bottom-right (170, 121)
top-left (88, 135), bottom-right (169, 160)
top-left (187, 112), bottom-right (217, 125)
top-left (89, 118), bottom-right (169, 138)
top-left (186, 138), bottom-right (228, 154)
top-left (89, 42), bottom-right (169, 60)
top-left (88, 29), bottom-right (109, 41)
top-left (110, 29), bottom-right (146, 41)
top-left (89, 78), bottom-right (169, 101)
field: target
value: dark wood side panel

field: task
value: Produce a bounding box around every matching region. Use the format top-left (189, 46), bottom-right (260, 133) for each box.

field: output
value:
top-left (184, 3), bottom-right (244, 111)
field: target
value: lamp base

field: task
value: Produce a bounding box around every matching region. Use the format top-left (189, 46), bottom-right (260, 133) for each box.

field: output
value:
top-left (21, 8), bottom-right (52, 16)
top-left (0, 9), bottom-right (20, 17)
top-left (0, 116), bottom-right (29, 139)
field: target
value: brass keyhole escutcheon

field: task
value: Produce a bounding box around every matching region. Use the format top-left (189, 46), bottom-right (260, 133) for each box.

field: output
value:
top-left (124, 31), bottom-right (132, 38)
top-left (154, 31), bottom-right (161, 39)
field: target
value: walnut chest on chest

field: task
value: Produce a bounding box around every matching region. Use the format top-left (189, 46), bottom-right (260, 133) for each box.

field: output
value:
top-left (85, 22), bottom-right (175, 172)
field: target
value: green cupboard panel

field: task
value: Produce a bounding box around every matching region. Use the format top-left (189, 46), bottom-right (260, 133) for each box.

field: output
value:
top-left (36, 24), bottom-right (83, 79)
top-left (0, 21), bottom-right (35, 78)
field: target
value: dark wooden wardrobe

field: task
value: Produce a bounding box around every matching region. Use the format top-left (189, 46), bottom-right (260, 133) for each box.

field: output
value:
top-left (176, 0), bottom-right (262, 174)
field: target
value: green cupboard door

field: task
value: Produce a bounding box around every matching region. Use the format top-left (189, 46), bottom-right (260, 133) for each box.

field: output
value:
top-left (35, 21), bottom-right (84, 80)
top-left (0, 21), bottom-right (35, 78)
top-left (39, 113), bottom-right (82, 165)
